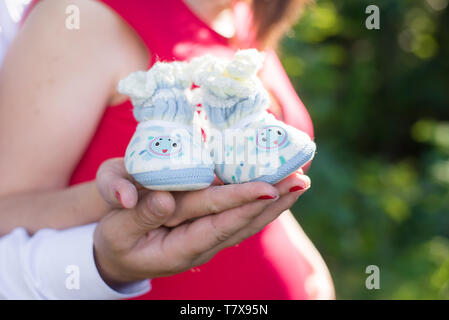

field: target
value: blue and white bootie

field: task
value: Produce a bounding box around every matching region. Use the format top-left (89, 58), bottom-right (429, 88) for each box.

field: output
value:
top-left (118, 62), bottom-right (214, 191)
top-left (192, 49), bottom-right (316, 185)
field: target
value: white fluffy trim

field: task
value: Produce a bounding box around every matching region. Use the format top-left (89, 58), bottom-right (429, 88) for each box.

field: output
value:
top-left (117, 61), bottom-right (191, 107)
top-left (189, 49), bottom-right (266, 102)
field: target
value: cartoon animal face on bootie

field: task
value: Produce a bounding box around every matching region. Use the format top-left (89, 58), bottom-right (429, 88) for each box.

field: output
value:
top-left (256, 125), bottom-right (288, 151)
top-left (148, 136), bottom-right (182, 158)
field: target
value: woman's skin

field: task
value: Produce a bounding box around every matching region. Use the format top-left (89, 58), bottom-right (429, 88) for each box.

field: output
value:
top-left (0, 0), bottom-right (334, 298)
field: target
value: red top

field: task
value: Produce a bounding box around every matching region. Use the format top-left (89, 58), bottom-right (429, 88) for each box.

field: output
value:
top-left (29, 0), bottom-right (320, 299)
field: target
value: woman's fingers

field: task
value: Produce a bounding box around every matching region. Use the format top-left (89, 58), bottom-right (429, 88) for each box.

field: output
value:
top-left (97, 158), bottom-right (310, 237)
top-left (193, 191), bottom-right (307, 266)
top-left (165, 182), bottom-right (279, 227)
top-left (247, 192), bottom-right (304, 233)
top-left (96, 158), bottom-right (139, 209)
top-left (191, 172), bottom-right (311, 265)
top-left (164, 170), bottom-right (310, 227)
top-left (247, 171), bottom-right (310, 233)
top-left (111, 178), bottom-right (139, 209)
top-left (273, 170), bottom-right (311, 195)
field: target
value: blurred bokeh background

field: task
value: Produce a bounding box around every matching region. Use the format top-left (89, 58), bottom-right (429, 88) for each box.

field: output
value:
top-left (283, 0), bottom-right (449, 299)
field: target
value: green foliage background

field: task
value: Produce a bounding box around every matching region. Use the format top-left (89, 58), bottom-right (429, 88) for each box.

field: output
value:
top-left (281, 0), bottom-right (449, 299)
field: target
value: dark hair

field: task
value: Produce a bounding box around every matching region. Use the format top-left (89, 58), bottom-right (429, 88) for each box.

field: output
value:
top-left (250, 0), bottom-right (312, 48)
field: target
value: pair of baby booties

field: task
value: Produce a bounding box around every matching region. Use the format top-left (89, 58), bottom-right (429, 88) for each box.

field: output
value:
top-left (118, 49), bottom-right (316, 191)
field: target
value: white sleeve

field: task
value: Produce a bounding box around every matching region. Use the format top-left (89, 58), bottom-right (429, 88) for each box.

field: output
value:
top-left (0, 224), bottom-right (151, 300)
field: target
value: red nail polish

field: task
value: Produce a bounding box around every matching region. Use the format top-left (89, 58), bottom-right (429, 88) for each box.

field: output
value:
top-left (289, 186), bottom-right (305, 192)
top-left (115, 191), bottom-right (123, 206)
top-left (258, 195), bottom-right (275, 200)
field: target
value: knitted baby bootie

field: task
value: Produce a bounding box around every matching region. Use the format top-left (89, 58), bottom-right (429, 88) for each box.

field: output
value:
top-left (118, 61), bottom-right (214, 191)
top-left (192, 49), bottom-right (316, 185)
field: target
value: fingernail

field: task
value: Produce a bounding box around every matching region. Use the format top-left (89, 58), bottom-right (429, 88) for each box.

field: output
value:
top-left (149, 196), bottom-right (167, 217)
top-left (115, 191), bottom-right (124, 206)
top-left (289, 185), bottom-right (305, 192)
top-left (258, 195), bottom-right (276, 200)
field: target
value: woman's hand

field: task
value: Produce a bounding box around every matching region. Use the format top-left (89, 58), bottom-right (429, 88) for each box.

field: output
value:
top-left (93, 158), bottom-right (310, 284)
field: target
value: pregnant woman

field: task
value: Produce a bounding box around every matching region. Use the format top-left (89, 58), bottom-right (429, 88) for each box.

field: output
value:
top-left (0, 0), bottom-right (334, 299)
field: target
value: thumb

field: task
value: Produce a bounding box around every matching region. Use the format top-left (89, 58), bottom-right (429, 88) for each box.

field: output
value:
top-left (133, 191), bottom-right (176, 231)
top-left (112, 191), bottom-right (176, 245)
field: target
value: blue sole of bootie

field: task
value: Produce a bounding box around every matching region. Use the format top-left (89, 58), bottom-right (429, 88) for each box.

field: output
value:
top-left (252, 140), bottom-right (316, 185)
top-left (132, 167), bottom-right (215, 191)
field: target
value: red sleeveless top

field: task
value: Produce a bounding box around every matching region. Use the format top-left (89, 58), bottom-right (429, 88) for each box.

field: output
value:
top-left (30, 0), bottom-right (321, 299)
